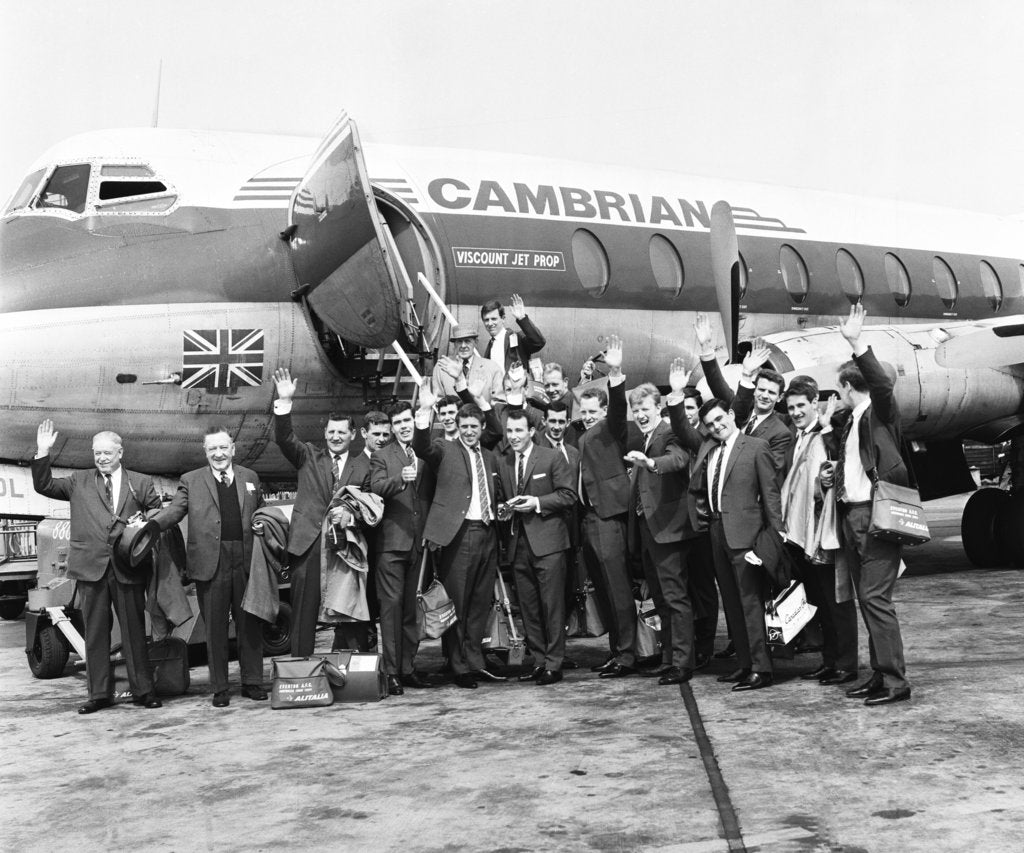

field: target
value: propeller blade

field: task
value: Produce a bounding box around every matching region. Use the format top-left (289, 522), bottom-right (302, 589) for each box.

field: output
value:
top-left (710, 201), bottom-right (740, 362)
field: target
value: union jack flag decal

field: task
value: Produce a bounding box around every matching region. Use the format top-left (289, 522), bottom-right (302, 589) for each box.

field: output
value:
top-left (181, 329), bottom-right (265, 390)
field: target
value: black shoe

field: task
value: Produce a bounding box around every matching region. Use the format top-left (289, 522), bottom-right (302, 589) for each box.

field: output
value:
top-left (212, 690), bottom-right (230, 707)
top-left (801, 665), bottom-right (834, 681)
top-left (598, 662), bottom-right (635, 679)
top-left (518, 666), bottom-right (544, 682)
top-left (401, 672), bottom-right (433, 689)
top-left (387, 675), bottom-right (404, 696)
top-left (473, 666), bottom-right (508, 682)
top-left (658, 666), bottom-right (693, 686)
top-left (590, 657), bottom-right (616, 673)
top-left (638, 662), bottom-right (673, 678)
top-left (732, 672), bottom-right (773, 692)
top-left (716, 667), bottom-right (750, 684)
top-left (864, 686), bottom-right (911, 707)
top-left (820, 669), bottom-right (858, 686)
top-left (78, 697), bottom-right (113, 715)
top-left (562, 657), bottom-right (580, 670)
top-left (132, 692), bottom-right (163, 709)
top-left (713, 641), bottom-right (736, 659)
top-left (536, 669), bottom-right (563, 686)
top-left (453, 673), bottom-right (478, 689)
top-left (694, 652), bottom-right (712, 671)
top-left (241, 684), bottom-right (268, 701)
top-left (845, 673), bottom-right (883, 698)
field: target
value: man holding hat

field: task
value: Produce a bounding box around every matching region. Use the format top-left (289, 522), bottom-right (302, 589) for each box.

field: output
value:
top-left (431, 324), bottom-right (504, 404)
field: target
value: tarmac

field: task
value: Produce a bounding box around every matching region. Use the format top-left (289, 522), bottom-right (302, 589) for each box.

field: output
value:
top-left (1, 494), bottom-right (1023, 853)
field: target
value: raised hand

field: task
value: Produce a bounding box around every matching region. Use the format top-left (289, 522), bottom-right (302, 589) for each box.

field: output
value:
top-left (509, 294), bottom-right (527, 321)
top-left (741, 339), bottom-right (771, 376)
top-left (506, 361), bottom-right (527, 390)
top-left (604, 335), bottom-right (623, 372)
top-left (273, 367), bottom-right (297, 400)
top-left (37, 420), bottom-right (58, 455)
top-left (437, 355), bottom-right (462, 380)
top-left (694, 313), bottom-right (714, 353)
top-left (819, 393), bottom-right (838, 430)
top-left (839, 303), bottom-right (865, 345)
top-left (668, 357), bottom-right (692, 393)
top-left (467, 379), bottom-right (485, 400)
top-left (418, 379), bottom-right (437, 411)
top-left (579, 360), bottom-right (595, 383)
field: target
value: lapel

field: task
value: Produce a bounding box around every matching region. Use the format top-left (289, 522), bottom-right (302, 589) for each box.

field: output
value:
top-left (204, 468), bottom-right (220, 508)
top-left (321, 448), bottom-right (336, 488)
top-left (694, 440), bottom-right (714, 479)
top-left (233, 469), bottom-right (247, 514)
top-left (520, 447), bottom-right (538, 492)
top-left (723, 434), bottom-right (745, 488)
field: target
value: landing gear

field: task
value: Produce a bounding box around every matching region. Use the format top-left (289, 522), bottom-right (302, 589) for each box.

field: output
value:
top-left (961, 487), bottom-right (1024, 568)
top-left (27, 625), bottom-right (70, 678)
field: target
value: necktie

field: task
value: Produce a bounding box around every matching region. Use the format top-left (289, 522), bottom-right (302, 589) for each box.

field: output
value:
top-left (220, 471), bottom-right (230, 487)
top-left (710, 444), bottom-right (726, 514)
top-left (516, 452), bottom-right (525, 494)
top-left (405, 445), bottom-right (415, 465)
top-left (556, 441), bottom-right (568, 463)
top-left (472, 446), bottom-right (491, 522)
top-left (462, 359), bottom-right (470, 378)
top-left (103, 474), bottom-right (114, 512)
top-left (835, 417), bottom-right (853, 499)
top-left (744, 417), bottom-right (757, 436)
top-left (332, 454), bottom-right (342, 491)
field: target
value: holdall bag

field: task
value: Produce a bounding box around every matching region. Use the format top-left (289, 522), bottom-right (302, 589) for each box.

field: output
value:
top-left (270, 656), bottom-right (334, 709)
top-left (765, 581), bottom-right (818, 646)
top-left (327, 650), bottom-right (388, 702)
top-left (415, 548), bottom-right (457, 640)
top-left (148, 637), bottom-right (190, 696)
top-left (868, 480), bottom-right (931, 545)
top-left (632, 597), bottom-right (661, 660)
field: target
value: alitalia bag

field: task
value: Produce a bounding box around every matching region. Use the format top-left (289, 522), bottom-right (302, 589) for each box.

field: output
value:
top-left (868, 480), bottom-right (931, 545)
top-left (270, 656), bottom-right (334, 709)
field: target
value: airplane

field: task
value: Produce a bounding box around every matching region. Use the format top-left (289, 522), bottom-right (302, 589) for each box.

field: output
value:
top-left (2, 111), bottom-right (1023, 570)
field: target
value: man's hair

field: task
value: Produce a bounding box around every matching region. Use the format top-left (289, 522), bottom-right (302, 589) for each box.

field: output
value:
top-left (437, 395), bottom-right (463, 411)
top-left (204, 425), bottom-right (233, 442)
top-left (546, 400), bottom-right (569, 417)
top-left (457, 403), bottom-right (484, 424)
top-left (505, 408), bottom-right (530, 429)
top-left (325, 413), bottom-right (355, 430)
top-left (480, 299), bottom-right (505, 319)
top-left (386, 401), bottom-right (413, 421)
top-left (698, 398), bottom-right (728, 421)
top-left (837, 360), bottom-right (869, 393)
top-left (362, 410), bottom-right (390, 429)
top-left (580, 387), bottom-right (608, 407)
top-left (682, 387), bottom-right (703, 405)
top-left (784, 378), bottom-right (819, 403)
top-left (628, 382), bottom-right (661, 408)
top-left (755, 368), bottom-right (786, 395)
top-left (543, 362), bottom-right (564, 378)
top-left (92, 430), bottom-right (123, 447)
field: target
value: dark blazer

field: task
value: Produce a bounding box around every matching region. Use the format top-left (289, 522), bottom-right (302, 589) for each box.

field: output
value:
top-left (275, 412), bottom-right (370, 556)
top-left (536, 432), bottom-right (580, 474)
top-left (413, 428), bottom-right (503, 548)
top-left (484, 315), bottom-right (546, 369)
top-left (576, 380), bottom-right (630, 519)
top-left (627, 422), bottom-right (695, 543)
top-left (155, 466), bottom-right (263, 582)
top-left (497, 444), bottom-right (576, 558)
top-left (31, 457), bottom-right (160, 584)
top-left (370, 441), bottom-right (436, 552)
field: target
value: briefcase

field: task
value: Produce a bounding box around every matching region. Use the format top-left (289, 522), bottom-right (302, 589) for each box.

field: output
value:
top-left (765, 581), bottom-right (817, 646)
top-left (149, 637), bottom-right (190, 696)
top-left (567, 581), bottom-right (606, 638)
top-left (270, 656), bottom-right (334, 709)
top-left (868, 481), bottom-right (931, 545)
top-left (327, 650), bottom-right (388, 702)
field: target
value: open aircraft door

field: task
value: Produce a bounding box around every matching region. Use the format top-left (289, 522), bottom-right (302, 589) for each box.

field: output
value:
top-left (286, 112), bottom-right (405, 349)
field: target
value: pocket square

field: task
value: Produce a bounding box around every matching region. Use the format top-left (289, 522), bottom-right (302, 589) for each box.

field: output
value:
top-left (532, 473), bottom-right (547, 479)
top-left (245, 482), bottom-right (256, 493)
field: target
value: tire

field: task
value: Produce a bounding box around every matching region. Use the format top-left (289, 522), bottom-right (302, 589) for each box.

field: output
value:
top-left (0, 598), bottom-right (25, 620)
top-left (962, 487), bottom-right (1009, 568)
top-left (996, 494), bottom-right (1024, 568)
top-left (27, 625), bottom-right (71, 679)
top-left (262, 601), bottom-right (292, 657)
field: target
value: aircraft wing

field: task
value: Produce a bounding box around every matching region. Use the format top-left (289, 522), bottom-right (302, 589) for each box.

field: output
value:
top-left (934, 321), bottom-right (1024, 369)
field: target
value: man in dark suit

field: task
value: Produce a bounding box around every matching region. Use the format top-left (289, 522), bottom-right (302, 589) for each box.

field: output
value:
top-left (542, 363), bottom-right (577, 424)
top-left (370, 401), bottom-right (436, 696)
top-left (576, 336), bottom-right (637, 678)
top-left (625, 383), bottom-right (697, 685)
top-left (155, 426), bottom-right (266, 707)
top-left (481, 294), bottom-right (546, 371)
top-left (821, 305), bottom-right (911, 706)
top-left (32, 421), bottom-right (163, 714)
top-left (413, 383), bottom-right (505, 689)
top-left (272, 368), bottom-right (370, 656)
top-left (673, 397), bottom-right (784, 691)
top-left (498, 410), bottom-right (576, 684)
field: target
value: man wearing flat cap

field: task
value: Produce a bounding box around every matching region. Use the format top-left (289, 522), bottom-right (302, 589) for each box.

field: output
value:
top-left (431, 324), bottom-right (504, 403)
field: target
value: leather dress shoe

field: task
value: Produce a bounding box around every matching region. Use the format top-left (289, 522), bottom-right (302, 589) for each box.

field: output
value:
top-left (864, 686), bottom-right (911, 707)
top-left (638, 662), bottom-right (673, 678)
top-left (598, 662), bottom-right (635, 679)
top-left (713, 641), bottom-right (737, 659)
top-left (845, 673), bottom-right (883, 698)
top-left (820, 669), bottom-right (858, 686)
top-left (212, 690), bottom-right (230, 707)
top-left (716, 667), bottom-right (751, 684)
top-left (536, 669), bottom-right (563, 686)
top-left (590, 657), bottom-right (616, 673)
top-left (694, 652), bottom-right (712, 670)
top-left (473, 666), bottom-right (507, 682)
top-left (518, 666), bottom-right (544, 682)
top-left (386, 675), bottom-right (404, 696)
top-left (801, 664), bottom-right (834, 681)
top-left (401, 672), bottom-right (433, 689)
top-left (241, 684), bottom-right (268, 701)
top-left (78, 697), bottom-right (114, 715)
top-left (658, 666), bottom-right (693, 686)
top-left (132, 692), bottom-right (163, 709)
top-left (453, 673), bottom-right (478, 689)
top-left (732, 672), bottom-right (773, 692)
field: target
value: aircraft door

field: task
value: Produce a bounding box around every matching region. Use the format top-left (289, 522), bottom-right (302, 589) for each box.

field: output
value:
top-left (286, 113), bottom-right (404, 349)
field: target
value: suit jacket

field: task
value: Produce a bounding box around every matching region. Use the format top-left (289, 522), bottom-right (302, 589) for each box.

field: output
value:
top-left (781, 428), bottom-right (828, 554)
top-left (498, 444), bottom-right (576, 558)
top-left (370, 441), bottom-right (436, 552)
top-left (275, 412), bottom-right (370, 556)
top-left (536, 432), bottom-right (580, 473)
top-left (31, 457), bottom-right (160, 584)
top-left (627, 421), bottom-right (695, 543)
top-left (431, 354), bottom-right (504, 403)
top-left (413, 428), bottom-right (503, 547)
top-left (483, 315), bottom-right (546, 370)
top-left (154, 465), bottom-right (263, 582)
top-left (576, 380), bottom-right (630, 519)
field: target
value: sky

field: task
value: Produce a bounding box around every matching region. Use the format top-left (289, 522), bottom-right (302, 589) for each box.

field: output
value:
top-left (2, 0), bottom-right (1023, 216)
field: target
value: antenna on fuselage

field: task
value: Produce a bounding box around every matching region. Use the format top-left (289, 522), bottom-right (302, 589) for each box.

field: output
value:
top-left (151, 58), bottom-right (163, 128)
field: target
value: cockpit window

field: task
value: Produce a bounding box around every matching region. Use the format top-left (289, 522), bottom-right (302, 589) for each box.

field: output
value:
top-left (5, 168), bottom-right (47, 213)
top-left (99, 180), bottom-right (167, 200)
top-left (100, 164), bottom-right (155, 178)
top-left (36, 164), bottom-right (91, 213)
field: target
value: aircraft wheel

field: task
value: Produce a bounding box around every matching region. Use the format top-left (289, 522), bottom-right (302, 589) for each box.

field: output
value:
top-left (996, 494), bottom-right (1024, 567)
top-left (962, 488), bottom-right (1010, 568)
top-left (262, 602), bottom-right (292, 657)
top-left (27, 625), bottom-right (71, 679)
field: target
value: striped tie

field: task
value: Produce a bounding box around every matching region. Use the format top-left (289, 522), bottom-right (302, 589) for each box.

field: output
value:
top-left (472, 446), bottom-right (491, 522)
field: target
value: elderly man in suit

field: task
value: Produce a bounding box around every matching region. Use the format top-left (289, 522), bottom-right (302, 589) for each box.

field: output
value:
top-left (820, 304), bottom-right (912, 706)
top-left (431, 325), bottom-right (504, 403)
top-left (155, 426), bottom-right (265, 707)
top-left (370, 400), bottom-right (436, 696)
top-left (32, 421), bottom-right (163, 714)
top-left (272, 368), bottom-right (370, 656)
top-left (499, 409), bottom-right (576, 684)
top-left (481, 294), bottom-right (546, 371)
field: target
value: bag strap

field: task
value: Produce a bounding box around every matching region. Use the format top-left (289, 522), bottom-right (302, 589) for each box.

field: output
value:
top-left (493, 569), bottom-right (522, 644)
top-left (416, 545), bottom-right (430, 595)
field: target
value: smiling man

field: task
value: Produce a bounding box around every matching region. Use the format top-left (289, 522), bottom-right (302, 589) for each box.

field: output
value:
top-left (431, 324), bottom-right (504, 403)
top-left (481, 294), bottom-right (546, 371)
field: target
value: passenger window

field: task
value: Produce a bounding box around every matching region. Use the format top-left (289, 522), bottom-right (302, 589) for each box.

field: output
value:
top-left (779, 244), bottom-right (809, 304)
top-left (932, 256), bottom-right (958, 309)
top-left (572, 229), bottom-right (610, 298)
top-left (979, 261), bottom-right (1002, 311)
top-left (836, 248), bottom-right (864, 303)
top-left (36, 164), bottom-right (91, 214)
top-left (649, 234), bottom-right (684, 298)
top-left (884, 252), bottom-right (911, 307)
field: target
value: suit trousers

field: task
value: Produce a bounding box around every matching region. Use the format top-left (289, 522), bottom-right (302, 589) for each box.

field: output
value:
top-left (77, 562), bottom-right (153, 700)
top-left (289, 539), bottom-right (322, 656)
top-left (439, 521), bottom-right (498, 675)
top-left (510, 533), bottom-right (567, 671)
top-left (375, 548), bottom-right (422, 675)
top-left (790, 544), bottom-right (858, 671)
top-left (580, 509), bottom-right (636, 666)
top-left (197, 540), bottom-right (265, 693)
top-left (840, 504), bottom-right (908, 690)
top-left (687, 533), bottom-right (719, 658)
top-left (708, 521), bottom-right (772, 673)
top-left (638, 520), bottom-right (694, 670)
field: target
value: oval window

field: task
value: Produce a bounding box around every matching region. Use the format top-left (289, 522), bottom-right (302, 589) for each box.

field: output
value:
top-left (932, 256), bottom-right (958, 309)
top-left (836, 248), bottom-right (864, 303)
top-left (737, 251), bottom-right (749, 300)
top-left (648, 234), bottom-right (684, 298)
top-left (979, 261), bottom-right (1002, 311)
top-left (571, 229), bottom-right (610, 298)
top-left (779, 244), bottom-right (809, 304)
top-left (884, 252), bottom-right (912, 307)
